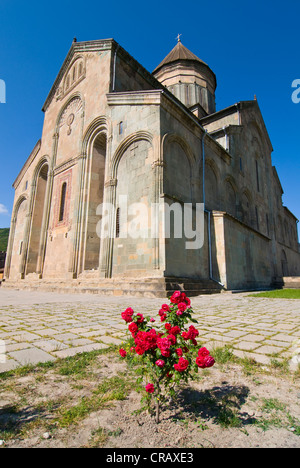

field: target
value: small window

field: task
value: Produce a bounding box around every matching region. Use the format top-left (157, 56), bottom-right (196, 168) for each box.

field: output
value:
top-left (79, 62), bottom-right (83, 76)
top-left (25, 181), bottom-right (28, 191)
top-left (73, 67), bottom-right (76, 82)
top-left (266, 213), bottom-right (270, 236)
top-left (59, 182), bottom-right (67, 222)
top-left (19, 241), bottom-right (23, 255)
top-left (239, 157), bottom-right (243, 172)
top-left (119, 121), bottom-right (123, 135)
top-left (116, 208), bottom-right (120, 238)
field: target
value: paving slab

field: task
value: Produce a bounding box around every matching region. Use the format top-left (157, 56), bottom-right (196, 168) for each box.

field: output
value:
top-left (9, 348), bottom-right (56, 366)
top-left (0, 288), bottom-right (299, 372)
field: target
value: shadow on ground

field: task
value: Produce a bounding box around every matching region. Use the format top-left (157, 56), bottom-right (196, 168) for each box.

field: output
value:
top-left (168, 383), bottom-right (256, 427)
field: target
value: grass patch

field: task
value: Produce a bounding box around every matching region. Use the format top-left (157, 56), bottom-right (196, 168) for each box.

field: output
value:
top-left (0, 227), bottom-right (9, 251)
top-left (249, 289), bottom-right (300, 299)
top-left (212, 346), bottom-right (236, 365)
top-left (0, 346), bottom-right (116, 381)
top-left (255, 397), bottom-right (300, 433)
top-left (56, 375), bottom-right (134, 428)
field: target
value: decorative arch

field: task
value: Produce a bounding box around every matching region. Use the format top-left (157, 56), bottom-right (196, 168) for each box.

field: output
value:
top-left (223, 175), bottom-right (238, 218)
top-left (60, 55), bottom-right (86, 98)
top-left (77, 117), bottom-right (111, 273)
top-left (111, 130), bottom-right (153, 178)
top-left (161, 132), bottom-right (196, 170)
top-left (240, 188), bottom-right (253, 225)
top-left (81, 116), bottom-right (110, 156)
top-left (13, 194), bottom-right (29, 220)
top-left (205, 159), bottom-right (220, 210)
top-left (32, 156), bottom-right (51, 183)
top-left (5, 194), bottom-right (29, 279)
top-left (26, 159), bottom-right (50, 275)
top-left (248, 121), bottom-right (269, 157)
top-left (55, 92), bottom-right (84, 133)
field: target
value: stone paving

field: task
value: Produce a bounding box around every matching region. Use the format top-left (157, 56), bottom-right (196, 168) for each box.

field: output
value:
top-left (0, 289), bottom-right (300, 373)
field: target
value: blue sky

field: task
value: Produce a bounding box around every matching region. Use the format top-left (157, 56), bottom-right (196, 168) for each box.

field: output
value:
top-left (0, 0), bottom-right (299, 233)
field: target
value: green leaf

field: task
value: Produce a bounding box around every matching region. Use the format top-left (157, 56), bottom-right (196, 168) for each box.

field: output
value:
top-left (190, 318), bottom-right (198, 323)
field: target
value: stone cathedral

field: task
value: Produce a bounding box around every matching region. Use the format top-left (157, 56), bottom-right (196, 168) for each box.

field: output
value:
top-left (4, 38), bottom-right (300, 296)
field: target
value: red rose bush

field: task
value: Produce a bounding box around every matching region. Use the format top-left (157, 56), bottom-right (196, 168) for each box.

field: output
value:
top-left (119, 291), bottom-right (215, 423)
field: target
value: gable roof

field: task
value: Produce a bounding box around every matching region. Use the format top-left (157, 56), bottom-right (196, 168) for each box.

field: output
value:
top-left (42, 39), bottom-right (115, 112)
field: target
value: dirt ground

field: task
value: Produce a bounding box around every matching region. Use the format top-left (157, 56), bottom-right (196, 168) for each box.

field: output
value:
top-left (0, 350), bottom-right (299, 449)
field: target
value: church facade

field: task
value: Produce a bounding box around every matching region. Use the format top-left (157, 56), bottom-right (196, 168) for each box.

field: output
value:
top-left (4, 38), bottom-right (300, 296)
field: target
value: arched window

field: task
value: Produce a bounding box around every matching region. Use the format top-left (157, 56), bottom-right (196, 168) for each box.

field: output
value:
top-left (59, 182), bottom-right (67, 222)
top-left (116, 208), bottom-right (120, 238)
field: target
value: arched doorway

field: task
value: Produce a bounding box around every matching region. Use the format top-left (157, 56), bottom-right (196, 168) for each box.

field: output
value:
top-left (84, 133), bottom-right (107, 271)
top-left (7, 197), bottom-right (28, 279)
top-left (26, 163), bottom-right (49, 274)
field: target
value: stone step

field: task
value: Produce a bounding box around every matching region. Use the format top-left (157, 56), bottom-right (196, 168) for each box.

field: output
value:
top-left (1, 276), bottom-right (223, 297)
top-left (283, 276), bottom-right (300, 289)
top-left (272, 276), bottom-right (300, 289)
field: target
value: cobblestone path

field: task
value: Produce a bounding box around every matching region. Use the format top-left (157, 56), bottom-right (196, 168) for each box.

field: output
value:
top-left (0, 289), bottom-right (299, 372)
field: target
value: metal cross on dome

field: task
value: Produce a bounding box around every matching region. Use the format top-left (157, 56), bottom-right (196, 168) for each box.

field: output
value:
top-left (176, 33), bottom-right (182, 43)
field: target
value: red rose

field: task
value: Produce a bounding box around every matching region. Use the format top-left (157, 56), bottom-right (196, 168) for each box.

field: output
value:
top-left (170, 291), bottom-right (182, 304)
top-left (145, 383), bottom-right (155, 394)
top-left (160, 313), bottom-right (167, 322)
top-left (196, 355), bottom-right (215, 369)
top-left (198, 347), bottom-right (210, 357)
top-left (135, 345), bottom-right (145, 355)
top-left (204, 356), bottom-right (215, 368)
top-left (182, 325), bottom-right (199, 341)
top-left (136, 313), bottom-right (144, 323)
top-left (157, 337), bottom-right (171, 353)
top-left (155, 359), bottom-right (165, 368)
top-left (134, 329), bottom-right (159, 354)
top-left (128, 322), bottom-right (138, 335)
top-left (170, 291), bottom-right (192, 307)
top-left (188, 325), bottom-right (199, 340)
top-left (174, 357), bottom-right (189, 372)
top-left (176, 348), bottom-right (183, 357)
top-left (119, 348), bottom-right (127, 358)
top-left (170, 326), bottom-right (181, 335)
top-left (161, 304), bottom-right (170, 312)
top-left (167, 334), bottom-right (176, 346)
top-left (177, 302), bottom-right (187, 312)
top-left (165, 323), bottom-right (172, 331)
top-left (121, 308), bottom-right (134, 323)
top-left (180, 292), bottom-right (187, 301)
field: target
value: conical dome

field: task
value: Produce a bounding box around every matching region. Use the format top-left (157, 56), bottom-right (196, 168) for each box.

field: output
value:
top-left (153, 40), bottom-right (209, 74)
top-left (153, 39), bottom-right (216, 116)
